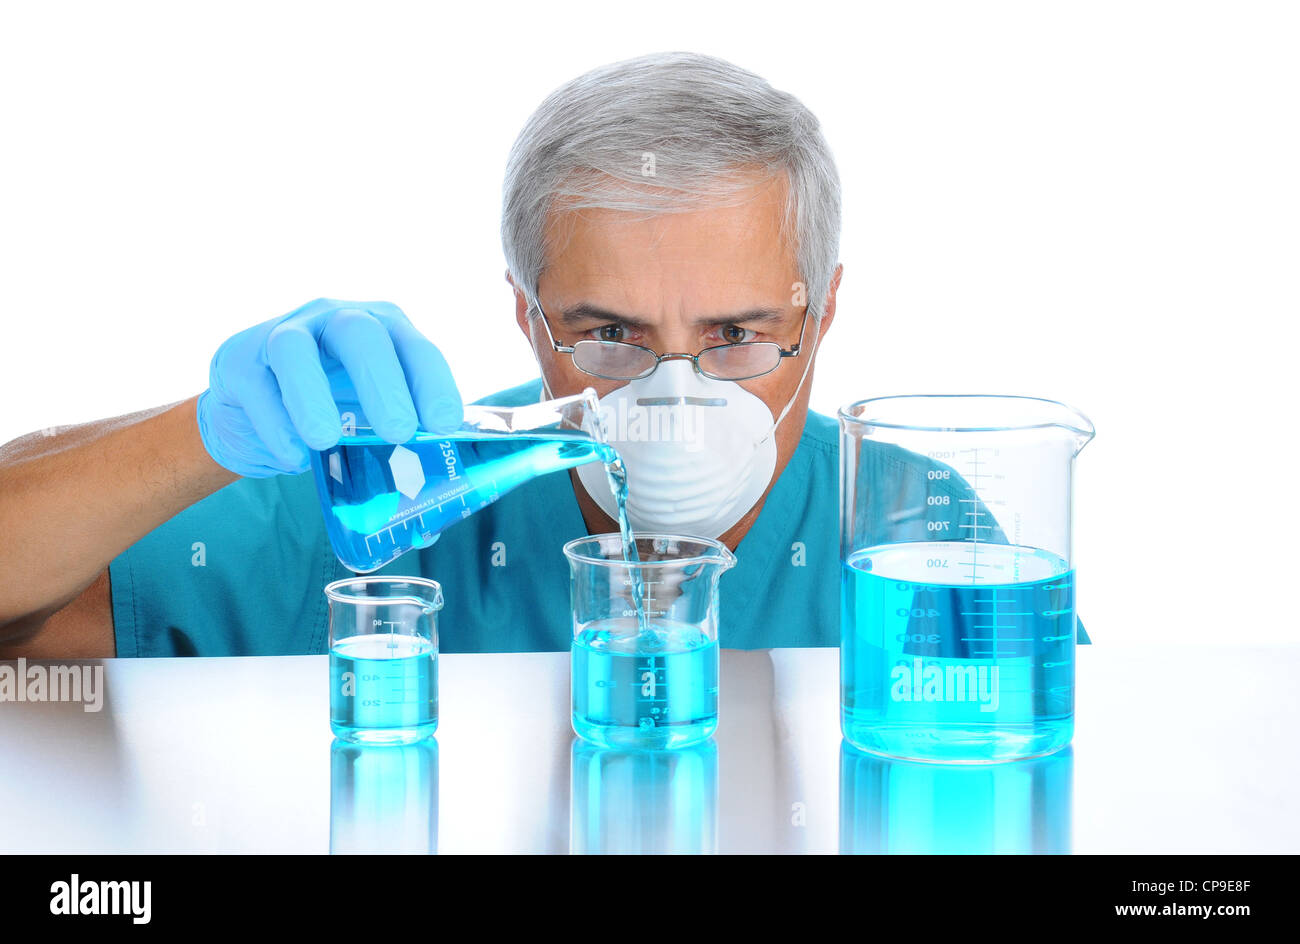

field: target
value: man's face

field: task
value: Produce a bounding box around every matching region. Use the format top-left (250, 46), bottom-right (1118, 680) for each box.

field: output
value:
top-left (511, 173), bottom-right (840, 545)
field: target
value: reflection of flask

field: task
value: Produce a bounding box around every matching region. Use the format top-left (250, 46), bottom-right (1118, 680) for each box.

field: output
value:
top-left (839, 741), bottom-right (1071, 854)
top-left (570, 739), bottom-right (718, 854)
top-left (330, 738), bottom-right (439, 855)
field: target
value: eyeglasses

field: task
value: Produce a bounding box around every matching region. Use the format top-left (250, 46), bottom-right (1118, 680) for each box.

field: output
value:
top-left (532, 299), bottom-right (812, 382)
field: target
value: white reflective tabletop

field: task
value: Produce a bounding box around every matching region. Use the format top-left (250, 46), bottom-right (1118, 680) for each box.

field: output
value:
top-left (0, 645), bottom-right (1295, 853)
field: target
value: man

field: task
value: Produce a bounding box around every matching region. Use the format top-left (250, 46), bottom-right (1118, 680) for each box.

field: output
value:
top-left (0, 52), bottom-right (1082, 657)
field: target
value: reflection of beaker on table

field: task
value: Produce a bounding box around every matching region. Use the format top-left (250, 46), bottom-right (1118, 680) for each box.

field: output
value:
top-left (839, 740), bottom-right (1072, 854)
top-left (330, 738), bottom-right (439, 855)
top-left (326, 576), bottom-right (442, 744)
top-left (839, 395), bottom-right (1094, 763)
top-left (564, 534), bottom-right (736, 750)
top-left (570, 738), bottom-right (718, 854)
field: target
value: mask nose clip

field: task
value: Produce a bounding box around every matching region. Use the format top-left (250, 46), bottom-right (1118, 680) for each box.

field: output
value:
top-left (635, 395), bottom-right (727, 408)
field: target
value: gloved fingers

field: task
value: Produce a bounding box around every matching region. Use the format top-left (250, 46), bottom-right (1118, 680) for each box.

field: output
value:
top-left (384, 316), bottom-right (464, 432)
top-left (265, 321), bottom-right (345, 451)
top-left (282, 299), bottom-right (458, 433)
top-left (279, 296), bottom-right (339, 330)
top-left (318, 308), bottom-right (419, 444)
top-left (237, 365), bottom-right (311, 473)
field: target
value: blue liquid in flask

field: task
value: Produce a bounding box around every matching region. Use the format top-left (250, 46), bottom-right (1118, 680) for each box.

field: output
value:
top-left (330, 634), bottom-right (437, 744)
top-left (841, 542), bottom-right (1075, 763)
top-left (572, 623), bottom-right (718, 750)
top-left (312, 432), bottom-right (623, 573)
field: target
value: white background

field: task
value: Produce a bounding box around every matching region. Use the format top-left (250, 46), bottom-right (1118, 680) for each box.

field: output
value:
top-left (1, 1), bottom-right (1296, 644)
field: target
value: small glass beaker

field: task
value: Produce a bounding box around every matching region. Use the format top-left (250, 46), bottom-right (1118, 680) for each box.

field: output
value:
top-left (563, 533), bottom-right (736, 750)
top-left (326, 575), bottom-right (442, 744)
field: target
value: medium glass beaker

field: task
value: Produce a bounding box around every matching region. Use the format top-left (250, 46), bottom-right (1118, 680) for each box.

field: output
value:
top-left (311, 388), bottom-right (615, 573)
top-left (564, 534), bottom-right (736, 750)
top-left (839, 395), bottom-right (1094, 763)
top-left (326, 575), bottom-right (443, 744)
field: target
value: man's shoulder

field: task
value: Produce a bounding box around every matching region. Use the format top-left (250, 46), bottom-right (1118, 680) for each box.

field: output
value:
top-left (799, 407), bottom-right (839, 459)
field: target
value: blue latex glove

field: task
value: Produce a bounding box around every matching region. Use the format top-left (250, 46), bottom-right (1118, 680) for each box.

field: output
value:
top-left (198, 298), bottom-right (463, 477)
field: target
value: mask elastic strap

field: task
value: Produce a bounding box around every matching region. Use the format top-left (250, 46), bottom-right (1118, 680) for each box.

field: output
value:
top-left (710, 312), bottom-right (820, 514)
top-left (764, 312), bottom-right (822, 440)
top-left (708, 327), bottom-right (822, 521)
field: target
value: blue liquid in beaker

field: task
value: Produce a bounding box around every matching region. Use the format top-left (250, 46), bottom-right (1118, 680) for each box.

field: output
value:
top-left (841, 542), bottom-right (1075, 763)
top-left (572, 623), bottom-right (718, 750)
top-left (330, 634), bottom-right (437, 744)
top-left (313, 433), bottom-right (623, 573)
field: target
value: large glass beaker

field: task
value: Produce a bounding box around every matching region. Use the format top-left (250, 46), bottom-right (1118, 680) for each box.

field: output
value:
top-left (839, 395), bottom-right (1094, 763)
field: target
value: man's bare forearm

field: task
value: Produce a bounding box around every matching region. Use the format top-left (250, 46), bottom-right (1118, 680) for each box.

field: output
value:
top-left (0, 396), bottom-right (238, 634)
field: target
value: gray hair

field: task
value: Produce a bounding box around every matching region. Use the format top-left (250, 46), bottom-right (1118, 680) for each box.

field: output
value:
top-left (501, 51), bottom-right (842, 318)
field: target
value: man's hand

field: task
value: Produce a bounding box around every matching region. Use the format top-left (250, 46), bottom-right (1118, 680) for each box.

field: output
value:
top-left (197, 298), bottom-right (464, 477)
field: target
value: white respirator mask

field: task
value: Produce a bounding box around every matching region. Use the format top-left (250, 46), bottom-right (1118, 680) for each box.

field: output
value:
top-left (555, 326), bottom-right (819, 540)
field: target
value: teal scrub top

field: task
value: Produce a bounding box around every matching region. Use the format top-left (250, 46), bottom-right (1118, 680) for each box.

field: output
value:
top-left (109, 378), bottom-right (1089, 656)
